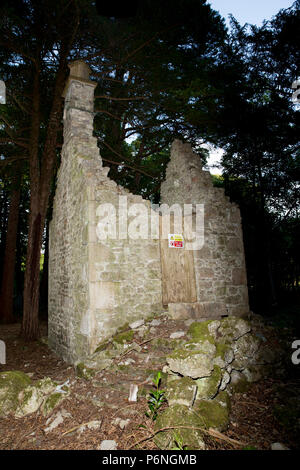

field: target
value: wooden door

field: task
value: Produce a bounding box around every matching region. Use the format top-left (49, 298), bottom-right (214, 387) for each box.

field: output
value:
top-left (160, 214), bottom-right (197, 306)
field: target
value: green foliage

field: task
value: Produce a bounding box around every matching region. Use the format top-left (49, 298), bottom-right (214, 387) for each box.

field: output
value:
top-left (145, 371), bottom-right (166, 421)
top-left (0, 0), bottom-right (299, 322)
top-left (171, 431), bottom-right (188, 451)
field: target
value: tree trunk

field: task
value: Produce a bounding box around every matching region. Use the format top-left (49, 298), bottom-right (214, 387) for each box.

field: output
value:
top-left (20, 65), bottom-right (42, 340)
top-left (257, 161), bottom-right (277, 307)
top-left (21, 62), bottom-right (66, 341)
top-left (0, 173), bottom-right (21, 324)
top-left (0, 187), bottom-right (9, 286)
top-left (39, 218), bottom-right (49, 319)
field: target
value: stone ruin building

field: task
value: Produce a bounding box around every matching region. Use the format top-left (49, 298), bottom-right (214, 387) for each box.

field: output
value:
top-left (48, 60), bottom-right (249, 364)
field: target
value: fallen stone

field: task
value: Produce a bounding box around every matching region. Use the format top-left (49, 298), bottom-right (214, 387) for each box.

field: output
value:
top-left (232, 334), bottom-right (261, 370)
top-left (218, 317), bottom-right (251, 341)
top-left (44, 409), bottom-right (71, 433)
top-left (207, 320), bottom-right (221, 340)
top-left (128, 384), bottom-right (138, 402)
top-left (112, 417), bottom-right (130, 430)
top-left (196, 399), bottom-right (229, 432)
top-left (165, 376), bottom-right (197, 407)
top-left (16, 377), bottom-right (57, 418)
top-left (271, 442), bottom-right (290, 450)
top-left (167, 351), bottom-right (214, 379)
top-left (229, 370), bottom-right (250, 393)
top-left (169, 331), bottom-right (185, 339)
top-left (149, 319), bottom-right (161, 326)
top-left (219, 370), bottom-right (231, 391)
top-left (129, 319), bottom-right (144, 329)
top-left (118, 358), bottom-right (136, 366)
top-left (242, 366), bottom-right (264, 383)
top-left (75, 363), bottom-right (96, 380)
top-left (130, 342), bottom-right (142, 353)
top-left (0, 371), bottom-right (32, 416)
top-left (184, 319), bottom-right (195, 327)
top-left (167, 343), bottom-right (216, 379)
top-left (154, 404), bottom-right (206, 450)
top-left (195, 366), bottom-right (222, 400)
top-left (99, 440), bottom-right (118, 450)
top-left (77, 420), bottom-right (102, 433)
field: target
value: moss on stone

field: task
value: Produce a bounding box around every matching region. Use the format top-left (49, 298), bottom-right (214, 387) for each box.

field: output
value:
top-left (0, 371), bottom-right (32, 416)
top-left (215, 390), bottom-right (231, 411)
top-left (187, 321), bottom-right (215, 344)
top-left (196, 365), bottom-right (222, 400)
top-left (15, 376), bottom-right (57, 417)
top-left (35, 377), bottom-right (57, 393)
top-left (113, 330), bottom-right (134, 345)
top-left (42, 392), bottom-right (64, 416)
top-left (94, 340), bottom-right (111, 354)
top-left (215, 341), bottom-right (231, 360)
top-left (154, 404), bottom-right (206, 450)
top-left (76, 362), bottom-right (96, 380)
top-left (166, 377), bottom-right (197, 407)
top-left (196, 399), bottom-right (229, 432)
top-left (115, 322), bottom-right (130, 335)
top-left (230, 375), bottom-right (250, 393)
top-left (168, 346), bottom-right (212, 362)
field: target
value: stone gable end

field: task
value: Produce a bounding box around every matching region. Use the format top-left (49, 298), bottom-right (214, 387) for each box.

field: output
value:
top-left (48, 61), bottom-right (249, 364)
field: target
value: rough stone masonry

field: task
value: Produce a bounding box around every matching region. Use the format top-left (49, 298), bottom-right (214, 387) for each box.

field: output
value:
top-left (48, 60), bottom-right (249, 364)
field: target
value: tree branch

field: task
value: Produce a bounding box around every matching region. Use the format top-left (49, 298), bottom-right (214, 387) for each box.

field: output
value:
top-left (95, 95), bottom-right (149, 101)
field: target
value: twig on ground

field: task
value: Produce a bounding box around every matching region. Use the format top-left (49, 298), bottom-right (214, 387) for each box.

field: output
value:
top-left (128, 425), bottom-right (247, 450)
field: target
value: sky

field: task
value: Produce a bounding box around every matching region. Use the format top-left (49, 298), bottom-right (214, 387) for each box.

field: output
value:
top-left (208, 0), bottom-right (295, 28)
top-left (205, 0), bottom-right (295, 174)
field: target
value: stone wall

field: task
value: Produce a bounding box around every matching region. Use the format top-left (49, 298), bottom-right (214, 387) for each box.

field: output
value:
top-left (48, 62), bottom-right (163, 364)
top-left (49, 60), bottom-right (249, 365)
top-left (161, 140), bottom-right (249, 319)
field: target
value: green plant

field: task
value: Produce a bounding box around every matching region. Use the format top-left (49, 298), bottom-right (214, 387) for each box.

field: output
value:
top-left (145, 372), bottom-right (166, 421)
top-left (171, 431), bottom-right (188, 450)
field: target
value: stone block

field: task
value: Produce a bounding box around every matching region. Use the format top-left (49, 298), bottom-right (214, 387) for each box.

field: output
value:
top-left (232, 267), bottom-right (247, 285)
top-left (89, 281), bottom-right (116, 310)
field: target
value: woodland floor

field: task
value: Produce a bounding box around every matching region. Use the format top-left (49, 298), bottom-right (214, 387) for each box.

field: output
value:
top-left (0, 315), bottom-right (299, 451)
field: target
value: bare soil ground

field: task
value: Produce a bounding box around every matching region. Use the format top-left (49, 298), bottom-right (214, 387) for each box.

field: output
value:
top-left (0, 317), bottom-right (299, 451)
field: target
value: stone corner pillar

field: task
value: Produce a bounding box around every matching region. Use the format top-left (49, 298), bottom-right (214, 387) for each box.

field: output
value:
top-left (62, 59), bottom-right (98, 141)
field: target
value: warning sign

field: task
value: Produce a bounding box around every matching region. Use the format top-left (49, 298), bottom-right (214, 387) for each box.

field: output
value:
top-left (168, 234), bottom-right (184, 248)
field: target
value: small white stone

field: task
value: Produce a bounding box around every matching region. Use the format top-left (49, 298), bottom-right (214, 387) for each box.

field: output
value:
top-left (112, 418), bottom-right (130, 430)
top-left (44, 409), bottom-right (71, 433)
top-left (119, 358), bottom-right (136, 366)
top-left (128, 384), bottom-right (138, 402)
top-left (170, 331), bottom-right (185, 339)
top-left (78, 420), bottom-right (102, 433)
top-left (129, 320), bottom-right (144, 329)
top-left (219, 371), bottom-right (231, 391)
top-left (271, 442), bottom-right (290, 450)
top-left (150, 319), bottom-right (161, 326)
top-left (99, 440), bottom-right (118, 450)
top-left (184, 319), bottom-right (194, 327)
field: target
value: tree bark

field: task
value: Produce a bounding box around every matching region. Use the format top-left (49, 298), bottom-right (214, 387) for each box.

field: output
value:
top-left (21, 62), bottom-right (66, 340)
top-left (39, 218), bottom-right (49, 319)
top-left (0, 172), bottom-right (21, 324)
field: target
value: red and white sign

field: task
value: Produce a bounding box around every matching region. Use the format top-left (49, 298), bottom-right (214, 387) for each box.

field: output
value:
top-left (168, 234), bottom-right (184, 248)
